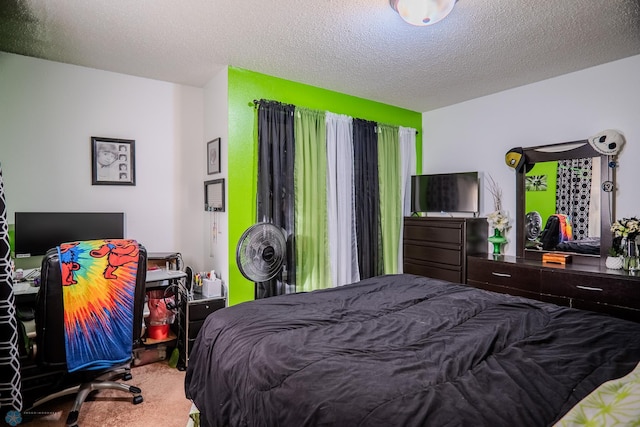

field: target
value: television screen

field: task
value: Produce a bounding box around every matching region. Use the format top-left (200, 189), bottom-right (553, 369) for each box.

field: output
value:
top-left (411, 172), bottom-right (479, 214)
top-left (14, 212), bottom-right (125, 257)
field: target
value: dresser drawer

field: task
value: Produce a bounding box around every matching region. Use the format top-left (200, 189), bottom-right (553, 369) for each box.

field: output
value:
top-left (467, 279), bottom-right (541, 301)
top-left (404, 222), bottom-right (463, 245)
top-left (467, 257), bottom-right (540, 292)
top-left (404, 261), bottom-right (461, 283)
top-left (187, 319), bottom-right (206, 339)
top-left (404, 244), bottom-right (462, 266)
top-left (189, 298), bottom-right (225, 321)
top-left (540, 270), bottom-right (640, 308)
top-left (571, 299), bottom-right (640, 322)
top-left (187, 338), bottom-right (197, 354)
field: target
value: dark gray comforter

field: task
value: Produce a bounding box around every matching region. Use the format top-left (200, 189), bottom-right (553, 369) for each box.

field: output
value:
top-left (185, 274), bottom-right (640, 427)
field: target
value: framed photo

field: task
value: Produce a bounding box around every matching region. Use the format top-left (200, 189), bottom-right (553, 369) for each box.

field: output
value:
top-left (204, 179), bottom-right (225, 212)
top-left (207, 138), bottom-right (221, 175)
top-left (526, 175), bottom-right (547, 192)
top-left (91, 137), bottom-right (136, 186)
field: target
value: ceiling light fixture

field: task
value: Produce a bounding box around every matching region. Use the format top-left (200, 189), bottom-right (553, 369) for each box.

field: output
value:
top-left (389, 0), bottom-right (457, 26)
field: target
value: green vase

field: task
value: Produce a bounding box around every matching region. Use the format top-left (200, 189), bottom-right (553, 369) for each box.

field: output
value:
top-left (488, 229), bottom-right (507, 255)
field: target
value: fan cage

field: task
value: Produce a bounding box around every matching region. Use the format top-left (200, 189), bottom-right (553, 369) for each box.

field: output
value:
top-left (526, 211), bottom-right (543, 241)
top-left (236, 223), bottom-right (286, 282)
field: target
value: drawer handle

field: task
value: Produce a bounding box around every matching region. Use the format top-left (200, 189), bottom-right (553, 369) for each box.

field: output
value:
top-left (491, 272), bottom-right (512, 278)
top-left (575, 285), bottom-right (603, 292)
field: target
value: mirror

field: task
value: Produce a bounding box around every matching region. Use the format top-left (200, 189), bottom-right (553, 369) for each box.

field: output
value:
top-left (516, 140), bottom-right (614, 265)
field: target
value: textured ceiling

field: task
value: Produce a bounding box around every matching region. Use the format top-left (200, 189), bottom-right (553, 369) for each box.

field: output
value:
top-left (1, 0), bottom-right (639, 112)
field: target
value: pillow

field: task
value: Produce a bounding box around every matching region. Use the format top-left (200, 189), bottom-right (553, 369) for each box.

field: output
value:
top-left (554, 362), bottom-right (640, 426)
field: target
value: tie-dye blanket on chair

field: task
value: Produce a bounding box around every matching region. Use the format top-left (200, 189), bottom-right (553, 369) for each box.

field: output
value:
top-left (58, 239), bottom-right (139, 372)
top-left (555, 213), bottom-right (573, 242)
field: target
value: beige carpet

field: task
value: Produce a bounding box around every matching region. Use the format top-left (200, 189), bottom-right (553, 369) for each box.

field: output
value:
top-left (23, 361), bottom-right (191, 427)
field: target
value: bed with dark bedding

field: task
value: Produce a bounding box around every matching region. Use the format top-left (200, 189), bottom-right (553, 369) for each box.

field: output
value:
top-left (185, 274), bottom-right (640, 426)
top-left (554, 237), bottom-right (601, 255)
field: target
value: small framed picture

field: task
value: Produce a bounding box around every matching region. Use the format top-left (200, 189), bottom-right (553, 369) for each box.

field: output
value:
top-left (204, 178), bottom-right (225, 212)
top-left (207, 138), bottom-right (221, 175)
top-left (91, 137), bottom-right (136, 186)
top-left (526, 175), bottom-right (547, 192)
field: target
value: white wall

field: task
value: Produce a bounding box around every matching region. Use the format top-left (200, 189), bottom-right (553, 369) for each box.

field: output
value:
top-left (0, 52), bottom-right (204, 266)
top-left (198, 67), bottom-right (229, 285)
top-left (422, 54), bottom-right (640, 255)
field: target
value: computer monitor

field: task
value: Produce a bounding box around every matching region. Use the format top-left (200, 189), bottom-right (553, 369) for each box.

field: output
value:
top-left (14, 212), bottom-right (125, 258)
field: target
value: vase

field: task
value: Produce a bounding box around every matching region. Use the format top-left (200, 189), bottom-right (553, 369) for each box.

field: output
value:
top-left (622, 238), bottom-right (639, 272)
top-left (488, 229), bottom-right (507, 255)
top-left (605, 255), bottom-right (624, 270)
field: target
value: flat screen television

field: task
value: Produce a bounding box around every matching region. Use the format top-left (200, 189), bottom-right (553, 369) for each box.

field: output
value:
top-left (411, 172), bottom-right (479, 214)
top-left (14, 212), bottom-right (125, 258)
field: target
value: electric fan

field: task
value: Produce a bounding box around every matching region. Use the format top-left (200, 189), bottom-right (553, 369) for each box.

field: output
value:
top-left (236, 222), bottom-right (287, 282)
top-left (525, 211), bottom-right (543, 241)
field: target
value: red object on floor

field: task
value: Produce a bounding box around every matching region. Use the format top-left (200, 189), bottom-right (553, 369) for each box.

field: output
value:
top-left (147, 324), bottom-right (170, 340)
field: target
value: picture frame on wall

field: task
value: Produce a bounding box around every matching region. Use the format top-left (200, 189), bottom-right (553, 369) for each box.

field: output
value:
top-left (91, 136), bottom-right (136, 186)
top-left (204, 178), bottom-right (225, 212)
top-left (207, 138), bottom-right (221, 175)
top-left (525, 175), bottom-right (547, 192)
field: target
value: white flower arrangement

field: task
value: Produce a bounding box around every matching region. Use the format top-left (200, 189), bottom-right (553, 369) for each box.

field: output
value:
top-left (486, 175), bottom-right (510, 232)
top-left (487, 210), bottom-right (509, 232)
top-left (611, 217), bottom-right (640, 240)
top-left (610, 216), bottom-right (640, 256)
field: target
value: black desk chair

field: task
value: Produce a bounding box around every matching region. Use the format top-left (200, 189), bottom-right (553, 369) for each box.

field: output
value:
top-left (26, 241), bottom-right (147, 427)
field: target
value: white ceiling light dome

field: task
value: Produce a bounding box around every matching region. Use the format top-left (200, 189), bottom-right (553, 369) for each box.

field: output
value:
top-left (389, 0), bottom-right (457, 26)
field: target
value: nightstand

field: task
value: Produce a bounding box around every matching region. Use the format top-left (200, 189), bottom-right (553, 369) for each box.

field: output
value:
top-left (178, 294), bottom-right (226, 369)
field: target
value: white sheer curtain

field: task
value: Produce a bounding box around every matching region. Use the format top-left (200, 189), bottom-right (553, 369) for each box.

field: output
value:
top-left (326, 112), bottom-right (360, 287)
top-left (398, 126), bottom-right (417, 272)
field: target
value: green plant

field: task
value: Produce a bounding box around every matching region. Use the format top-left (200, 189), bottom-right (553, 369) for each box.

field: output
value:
top-left (608, 247), bottom-right (622, 257)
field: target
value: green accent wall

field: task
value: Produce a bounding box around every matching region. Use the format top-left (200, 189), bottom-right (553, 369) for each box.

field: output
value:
top-left (525, 161), bottom-right (558, 229)
top-left (227, 67), bottom-right (422, 306)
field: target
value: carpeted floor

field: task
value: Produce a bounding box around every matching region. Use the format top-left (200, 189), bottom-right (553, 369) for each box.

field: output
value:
top-left (21, 361), bottom-right (191, 427)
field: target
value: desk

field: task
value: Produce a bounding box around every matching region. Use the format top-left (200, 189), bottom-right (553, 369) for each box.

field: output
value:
top-left (14, 281), bottom-right (39, 296)
top-left (13, 268), bottom-right (40, 295)
top-left (14, 268), bottom-right (186, 295)
top-left (146, 252), bottom-right (184, 291)
top-left (13, 278), bottom-right (39, 324)
top-left (14, 268), bottom-right (188, 301)
top-left (145, 269), bottom-right (186, 289)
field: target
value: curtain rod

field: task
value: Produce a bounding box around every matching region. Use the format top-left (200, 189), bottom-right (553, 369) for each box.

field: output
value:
top-left (252, 99), bottom-right (419, 135)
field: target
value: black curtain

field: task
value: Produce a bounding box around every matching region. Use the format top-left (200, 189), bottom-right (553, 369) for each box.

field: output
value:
top-left (353, 119), bottom-right (383, 279)
top-left (256, 100), bottom-right (296, 298)
top-left (0, 163), bottom-right (22, 420)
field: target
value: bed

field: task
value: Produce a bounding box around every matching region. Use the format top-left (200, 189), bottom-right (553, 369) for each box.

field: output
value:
top-left (185, 274), bottom-right (640, 426)
top-left (554, 237), bottom-right (601, 255)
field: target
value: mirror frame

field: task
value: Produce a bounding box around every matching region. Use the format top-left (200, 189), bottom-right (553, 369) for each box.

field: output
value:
top-left (515, 139), bottom-right (614, 266)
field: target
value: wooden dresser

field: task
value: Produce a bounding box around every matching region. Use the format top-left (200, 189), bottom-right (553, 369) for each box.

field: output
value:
top-left (467, 255), bottom-right (640, 321)
top-left (403, 216), bottom-right (487, 284)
